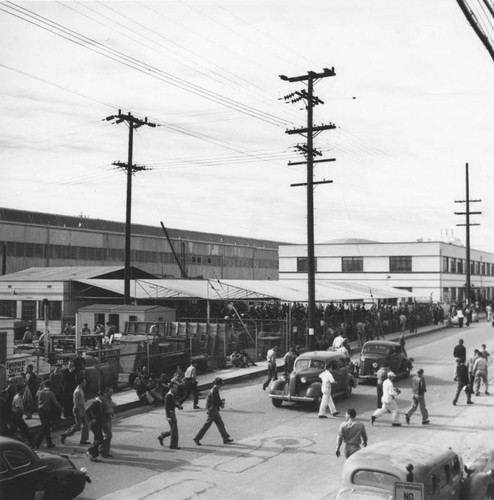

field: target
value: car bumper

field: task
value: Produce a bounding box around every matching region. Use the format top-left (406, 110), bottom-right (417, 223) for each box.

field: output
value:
top-left (268, 393), bottom-right (315, 403)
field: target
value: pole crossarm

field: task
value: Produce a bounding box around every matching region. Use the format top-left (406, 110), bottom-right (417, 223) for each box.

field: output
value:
top-left (112, 161), bottom-right (151, 173)
top-left (454, 211), bottom-right (482, 215)
top-left (288, 158), bottom-right (336, 166)
top-left (291, 180), bottom-right (333, 187)
top-left (279, 67), bottom-right (336, 82)
top-left (294, 144), bottom-right (322, 157)
top-left (286, 123), bottom-right (336, 135)
top-left (105, 109), bottom-right (158, 129)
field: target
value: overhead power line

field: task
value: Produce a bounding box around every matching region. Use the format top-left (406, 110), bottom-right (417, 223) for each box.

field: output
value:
top-left (0, 2), bottom-right (290, 127)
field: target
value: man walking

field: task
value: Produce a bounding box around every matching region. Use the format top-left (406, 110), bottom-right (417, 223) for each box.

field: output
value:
top-left (100, 387), bottom-right (116, 457)
top-left (371, 371), bottom-right (402, 427)
top-left (262, 345), bottom-right (278, 391)
top-left (158, 381), bottom-right (182, 450)
top-left (376, 363), bottom-right (390, 408)
top-left (335, 408), bottom-right (368, 459)
top-left (318, 362), bottom-right (340, 418)
top-left (473, 350), bottom-right (489, 396)
top-left (453, 339), bottom-right (466, 364)
top-left (283, 347), bottom-right (298, 378)
top-left (10, 385), bottom-right (34, 446)
top-left (193, 377), bottom-right (233, 445)
top-left (405, 368), bottom-right (429, 425)
top-left (180, 360), bottom-right (199, 409)
top-left (453, 358), bottom-right (473, 406)
top-left (86, 391), bottom-right (105, 462)
top-left (61, 378), bottom-right (90, 446)
top-left (34, 381), bottom-right (62, 449)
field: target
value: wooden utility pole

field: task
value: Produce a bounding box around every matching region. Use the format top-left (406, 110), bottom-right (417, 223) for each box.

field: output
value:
top-left (280, 68), bottom-right (336, 349)
top-left (105, 110), bottom-right (157, 304)
top-left (455, 163), bottom-right (481, 306)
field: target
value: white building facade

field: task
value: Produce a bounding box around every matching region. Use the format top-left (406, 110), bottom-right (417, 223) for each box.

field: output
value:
top-left (279, 239), bottom-right (494, 304)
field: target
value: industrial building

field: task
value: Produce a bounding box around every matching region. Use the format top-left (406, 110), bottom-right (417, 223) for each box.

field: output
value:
top-left (279, 238), bottom-right (494, 304)
top-left (0, 207), bottom-right (279, 280)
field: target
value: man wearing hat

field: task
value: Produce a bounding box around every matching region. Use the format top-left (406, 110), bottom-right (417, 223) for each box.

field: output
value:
top-left (405, 368), bottom-right (429, 425)
top-left (453, 358), bottom-right (473, 405)
top-left (371, 371), bottom-right (402, 427)
top-left (193, 377), bottom-right (233, 446)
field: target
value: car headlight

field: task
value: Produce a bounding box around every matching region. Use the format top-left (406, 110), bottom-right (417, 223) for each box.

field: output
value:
top-left (300, 376), bottom-right (308, 384)
top-left (80, 467), bottom-right (87, 474)
top-left (372, 362), bottom-right (379, 369)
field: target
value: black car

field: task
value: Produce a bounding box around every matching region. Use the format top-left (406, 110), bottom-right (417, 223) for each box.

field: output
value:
top-left (0, 437), bottom-right (90, 500)
top-left (268, 351), bottom-right (356, 408)
top-left (358, 340), bottom-right (413, 381)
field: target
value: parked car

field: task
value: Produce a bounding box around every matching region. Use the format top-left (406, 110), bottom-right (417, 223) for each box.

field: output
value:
top-left (0, 436), bottom-right (90, 500)
top-left (268, 350), bottom-right (356, 408)
top-left (358, 340), bottom-right (412, 382)
top-left (337, 441), bottom-right (474, 499)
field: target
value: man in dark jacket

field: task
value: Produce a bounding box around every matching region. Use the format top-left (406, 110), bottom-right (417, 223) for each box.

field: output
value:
top-left (34, 381), bottom-right (62, 449)
top-left (453, 358), bottom-right (473, 406)
top-left (193, 378), bottom-right (233, 446)
top-left (86, 391), bottom-right (105, 462)
top-left (453, 339), bottom-right (466, 364)
top-left (157, 382), bottom-right (182, 449)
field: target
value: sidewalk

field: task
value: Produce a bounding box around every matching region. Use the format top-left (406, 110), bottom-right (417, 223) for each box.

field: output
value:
top-left (25, 321), bottom-right (448, 432)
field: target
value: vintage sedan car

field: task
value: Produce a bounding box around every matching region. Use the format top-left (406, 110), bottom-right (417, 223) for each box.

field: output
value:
top-left (358, 340), bottom-right (412, 381)
top-left (268, 350), bottom-right (356, 408)
top-left (337, 441), bottom-right (469, 500)
top-left (0, 437), bottom-right (90, 500)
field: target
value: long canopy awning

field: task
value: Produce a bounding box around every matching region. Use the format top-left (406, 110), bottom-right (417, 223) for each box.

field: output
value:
top-left (75, 278), bottom-right (416, 302)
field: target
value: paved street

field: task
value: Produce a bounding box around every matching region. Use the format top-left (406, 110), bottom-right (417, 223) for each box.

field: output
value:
top-left (59, 322), bottom-right (493, 500)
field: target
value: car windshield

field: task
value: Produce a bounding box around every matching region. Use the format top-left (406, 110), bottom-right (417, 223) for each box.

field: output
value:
top-left (294, 359), bottom-right (326, 371)
top-left (363, 344), bottom-right (391, 355)
top-left (352, 470), bottom-right (398, 491)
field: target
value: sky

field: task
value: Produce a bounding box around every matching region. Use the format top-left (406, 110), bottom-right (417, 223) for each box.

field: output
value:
top-left (0, 0), bottom-right (493, 252)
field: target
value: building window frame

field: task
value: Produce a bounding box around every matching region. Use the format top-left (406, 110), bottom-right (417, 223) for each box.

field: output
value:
top-left (297, 257), bottom-right (317, 273)
top-left (389, 256), bottom-right (412, 273)
top-left (341, 256), bottom-right (364, 273)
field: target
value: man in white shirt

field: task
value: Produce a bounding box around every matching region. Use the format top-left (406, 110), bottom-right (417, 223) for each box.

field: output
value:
top-left (371, 371), bottom-right (402, 427)
top-left (262, 345), bottom-right (278, 391)
top-left (332, 333), bottom-right (345, 351)
top-left (318, 362), bottom-right (340, 418)
top-left (473, 350), bottom-right (489, 396)
top-left (180, 360), bottom-right (200, 409)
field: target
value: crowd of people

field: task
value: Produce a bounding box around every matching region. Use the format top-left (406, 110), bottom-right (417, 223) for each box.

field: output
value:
top-left (0, 356), bottom-right (116, 460)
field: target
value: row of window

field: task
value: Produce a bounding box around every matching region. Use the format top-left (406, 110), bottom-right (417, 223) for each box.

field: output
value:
top-left (443, 287), bottom-right (494, 301)
top-left (442, 257), bottom-right (494, 276)
top-left (0, 241), bottom-right (276, 269)
top-left (0, 300), bottom-right (62, 321)
top-left (296, 256), bottom-right (413, 273)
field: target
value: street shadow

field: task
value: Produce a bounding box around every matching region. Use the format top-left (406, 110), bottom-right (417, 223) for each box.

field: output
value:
top-left (222, 408), bottom-right (266, 415)
top-left (97, 453), bottom-right (188, 471)
top-left (112, 443), bottom-right (160, 453)
top-left (114, 424), bottom-right (154, 431)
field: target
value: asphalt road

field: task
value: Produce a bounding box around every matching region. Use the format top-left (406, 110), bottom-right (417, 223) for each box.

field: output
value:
top-left (62, 321), bottom-right (494, 500)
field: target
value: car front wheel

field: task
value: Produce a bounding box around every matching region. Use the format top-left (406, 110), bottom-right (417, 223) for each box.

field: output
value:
top-left (272, 398), bottom-right (283, 408)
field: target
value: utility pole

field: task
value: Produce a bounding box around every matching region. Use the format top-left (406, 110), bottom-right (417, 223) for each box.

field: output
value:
top-left (454, 163), bottom-right (481, 306)
top-left (105, 110), bottom-right (157, 304)
top-left (280, 68), bottom-right (336, 349)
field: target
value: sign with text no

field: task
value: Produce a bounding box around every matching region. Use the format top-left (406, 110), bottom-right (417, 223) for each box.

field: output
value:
top-left (394, 482), bottom-right (424, 500)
